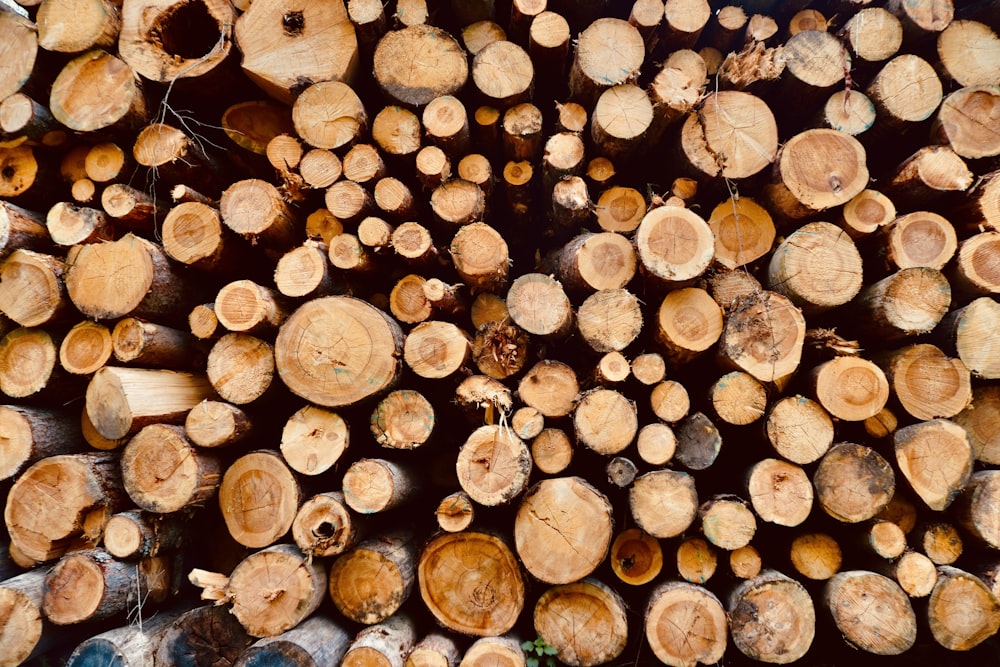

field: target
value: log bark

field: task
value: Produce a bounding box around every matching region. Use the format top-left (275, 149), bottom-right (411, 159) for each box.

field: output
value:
top-left (936, 296), bottom-right (1000, 379)
top-left (111, 317), bottom-right (198, 369)
top-left (953, 470), bottom-right (1000, 550)
top-left (0, 405), bottom-right (82, 481)
top-left (236, 615), bottom-right (350, 667)
top-left (65, 605), bottom-right (190, 667)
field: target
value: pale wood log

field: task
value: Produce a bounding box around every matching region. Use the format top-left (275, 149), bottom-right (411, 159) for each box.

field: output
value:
top-left (876, 344), bottom-right (971, 420)
top-left (648, 52), bottom-right (706, 138)
top-left (502, 160), bottom-right (533, 218)
top-left (214, 280), bottom-right (288, 336)
top-left (342, 458), bottom-right (421, 514)
top-left (706, 267), bottom-right (761, 314)
top-left (0, 327), bottom-right (63, 399)
top-left (568, 18), bottom-right (644, 105)
top-left (392, 222), bottom-right (440, 267)
top-left (329, 232), bottom-right (376, 273)
top-left (888, 550), bottom-right (937, 597)
top-left (573, 388), bottom-right (637, 456)
top-left (0, 144), bottom-right (46, 206)
top-left (746, 458), bottom-right (813, 527)
top-left (0, 405), bottom-right (82, 482)
top-left (730, 545), bottom-right (763, 579)
top-left (405, 633), bottom-right (459, 667)
top-left (374, 177), bottom-right (416, 219)
top-left (435, 491), bottom-right (474, 533)
top-left (931, 86), bottom-right (1000, 161)
top-left (851, 267), bottom-right (951, 345)
top-left (576, 288), bottom-right (643, 354)
top-left (728, 570), bottom-right (815, 664)
top-left (837, 189), bottom-right (897, 240)
top-left (83, 142), bottom-right (128, 184)
top-left (635, 422), bottom-right (675, 466)
top-left (134, 123), bottom-right (222, 192)
top-left (654, 287), bottom-right (722, 366)
top-left (936, 296), bottom-right (1000, 379)
top-left (233, 0), bottom-right (356, 103)
top-left (880, 212), bottom-right (959, 272)
top-left (630, 352), bottom-right (665, 386)
top-left (917, 521), bottom-right (964, 565)
top-left (274, 240), bottom-right (340, 299)
top-left (707, 195), bottom-right (774, 269)
top-left (394, 0), bottom-right (428, 26)
top-left (514, 477), bottom-right (612, 584)
top-left (49, 50), bottom-right (147, 133)
top-left (0, 568), bottom-right (46, 665)
top-left (85, 366), bottom-right (213, 440)
top-left (266, 133), bottom-right (302, 172)
top-left (161, 201), bottom-right (238, 273)
top-left (954, 470), bottom-right (1000, 550)
top-left (218, 450), bottom-right (300, 549)
top-left (0, 250), bottom-right (69, 328)
top-left (460, 635), bottom-right (524, 667)
top-left (645, 581), bottom-right (727, 667)
top-left (417, 530), bottom-right (524, 637)
top-left (814, 443), bottom-right (895, 523)
top-left (809, 356), bottom-right (890, 422)
top-left (861, 519), bottom-right (907, 560)
top-left (594, 186), bottom-right (644, 233)
top-left (226, 543), bottom-right (326, 638)
top-left (220, 100), bottom-right (296, 155)
top-left (121, 423), bottom-right (221, 513)
top-left (885, 146), bottom-right (973, 210)
top-left (590, 84), bottom-right (653, 161)
top-left (843, 7), bottom-right (903, 72)
top-left (630, 469), bottom-right (697, 538)
top-left (237, 615), bottom-right (351, 667)
top-left (501, 103), bottom-right (543, 162)
top-left (704, 4), bottom-right (746, 52)
top-left (765, 395), bottom-right (834, 464)
top-left (358, 216), bottom-right (394, 252)
top-left (372, 105), bottom-right (422, 159)
top-left (0, 201), bottom-right (50, 260)
top-left (610, 527), bottom-right (662, 586)
top-left (101, 183), bottom-right (158, 233)
top-left (585, 157), bottom-right (615, 187)
top-left (219, 178), bottom-right (298, 252)
top-left (949, 231), bottom-right (1000, 299)
top-left (823, 571), bottom-right (917, 655)
top-left (275, 296), bottom-right (404, 407)
top-left (541, 132), bottom-right (584, 191)
top-left (46, 201), bottom-right (114, 246)
top-left (103, 509), bottom-right (184, 559)
top-left (43, 548), bottom-right (171, 624)
top-left (718, 290), bottom-right (805, 385)
top-left (649, 379), bottom-right (690, 424)
top-left (533, 578), bottom-right (628, 667)
top-left (927, 566), bottom-right (1000, 651)
top-left (430, 179), bottom-right (484, 228)
top-left (111, 317), bottom-right (196, 369)
top-left (764, 129), bottom-right (869, 220)
top-left (866, 54), bottom-right (943, 136)
top-left (549, 176), bottom-right (590, 237)
top-left (678, 91), bottom-right (778, 180)
top-left (292, 491), bottom-right (360, 558)
top-left (373, 25), bottom-right (467, 106)
top-left (937, 20), bottom-right (1000, 87)
top-left (80, 405), bottom-right (127, 451)
top-left (790, 533), bottom-right (842, 581)
top-left (403, 321), bottom-right (470, 380)
top-left (594, 352), bottom-right (630, 385)
top-left (456, 424), bottom-right (531, 506)
top-left (506, 273), bottom-right (572, 338)
top-left (188, 303), bottom-right (221, 340)
top-left (954, 385), bottom-right (1000, 464)
top-left (329, 530), bottom-right (415, 624)
top-left (634, 205), bottom-right (714, 286)
top-left (348, 0), bottom-right (387, 47)
top-left (390, 274), bottom-right (432, 324)
top-left (531, 428), bottom-right (573, 475)
top-left (865, 405), bottom-right (904, 441)
top-left (370, 389), bottom-right (435, 449)
top-left (449, 222), bottom-right (510, 293)
top-left (206, 333), bottom-right (274, 406)
top-left (661, 0), bottom-right (710, 49)
top-left (768, 222), bottom-right (864, 313)
top-left (461, 20), bottom-right (506, 56)
top-left (471, 40), bottom-right (533, 107)
top-left (299, 149), bottom-right (342, 189)
top-left (342, 143), bottom-right (384, 184)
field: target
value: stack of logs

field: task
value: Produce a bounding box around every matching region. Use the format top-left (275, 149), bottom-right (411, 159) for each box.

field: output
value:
top-left (1, 0), bottom-right (1000, 664)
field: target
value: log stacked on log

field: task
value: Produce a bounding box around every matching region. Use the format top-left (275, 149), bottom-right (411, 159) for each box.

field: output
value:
top-left (1, 0), bottom-right (1000, 665)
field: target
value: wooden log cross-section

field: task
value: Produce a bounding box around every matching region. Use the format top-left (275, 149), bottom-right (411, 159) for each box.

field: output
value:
top-left (2, 0), bottom-right (1000, 665)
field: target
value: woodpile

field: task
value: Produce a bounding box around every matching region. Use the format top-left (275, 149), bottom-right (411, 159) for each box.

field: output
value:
top-left (1, 0), bottom-right (1000, 665)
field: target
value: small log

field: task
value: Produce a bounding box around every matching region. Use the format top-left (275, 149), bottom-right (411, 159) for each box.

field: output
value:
top-left (0, 327), bottom-right (63, 399)
top-left (214, 280), bottom-right (288, 335)
top-left (767, 221), bottom-right (863, 313)
top-left (594, 186), bottom-right (645, 233)
top-left (342, 458), bottom-right (421, 514)
top-left (590, 84), bottom-right (653, 161)
top-left (156, 602), bottom-right (252, 666)
top-left (843, 7), bottom-right (903, 71)
top-left (502, 103), bottom-right (543, 162)
top-left (329, 530), bottom-right (415, 625)
top-left (49, 50), bottom-right (147, 133)
top-left (111, 317), bottom-right (197, 369)
top-left (435, 491), bottom-right (474, 533)
top-left (506, 273), bottom-right (573, 338)
top-left (219, 179), bottom-right (298, 252)
top-left (809, 356), bottom-right (890, 422)
top-left (851, 267), bottom-right (951, 342)
top-left (823, 571), bottom-right (917, 655)
top-left (707, 195), bottom-right (775, 269)
top-left (932, 86), bottom-right (1000, 160)
top-left (917, 521), bottom-right (964, 565)
top-left (277, 404), bottom-right (348, 476)
top-left (610, 528), bottom-right (662, 586)
top-left (184, 400), bottom-right (253, 449)
top-left (449, 222), bottom-right (510, 293)
top-left (885, 146), bottom-right (973, 208)
top-left (373, 25), bottom-right (468, 106)
top-left (576, 288), bottom-right (643, 354)
top-left (0, 405), bottom-right (82, 481)
top-left (699, 496), bottom-right (756, 551)
top-left (0, 568), bottom-right (46, 664)
top-left (814, 443), bottom-right (895, 523)
top-left (765, 395), bottom-right (833, 464)
top-left (654, 287), bottom-right (723, 365)
top-left (206, 333), bottom-right (275, 406)
top-left (65, 605), bottom-right (193, 667)
top-left (101, 183), bottom-right (158, 232)
top-left (595, 352), bottom-right (630, 386)
top-left (650, 380), bottom-right (690, 424)
top-left (188, 303), bottom-right (220, 340)
top-left (471, 40), bottom-right (533, 107)
top-left (837, 188), bottom-right (896, 239)
top-left (46, 201), bottom-right (114, 246)
top-left (573, 388), bottom-right (637, 456)
top-left (730, 545), bottom-right (763, 580)
top-left (403, 321), bottom-right (469, 380)
top-left (889, 551), bottom-right (937, 598)
top-left (43, 548), bottom-right (171, 625)
top-left (866, 54), bottom-right (943, 132)
top-left (292, 491), bottom-right (360, 558)
top-left (0, 202), bottom-right (50, 260)
top-left (791, 532), bottom-right (843, 581)
top-left (417, 530), bottom-right (524, 637)
top-left (0, 92), bottom-right (65, 147)
top-left (936, 20), bottom-right (1000, 87)
top-left (134, 123), bottom-right (222, 193)
top-left (645, 581), bottom-right (727, 667)
top-left (405, 633), bottom-right (459, 667)
top-left (342, 143), bottom-right (385, 183)
top-left (456, 424), bottom-right (531, 507)
top-left (274, 240), bottom-right (340, 299)
top-left (530, 428), bottom-right (574, 475)
top-left (862, 520), bottom-right (907, 560)
top-left (629, 469), bottom-right (698, 538)
top-left (370, 389), bottom-right (435, 450)
top-left (949, 231), bottom-right (1000, 299)
top-left (218, 450), bottom-right (300, 549)
top-left (161, 202), bottom-right (237, 273)
top-left (0, 250), bottom-right (69, 329)
top-left (631, 352), bottom-right (666, 386)
top-left (533, 578), bottom-right (628, 667)
top-left (103, 509), bottom-right (185, 559)
top-left (746, 458), bottom-right (813, 527)
top-left (514, 477), bottom-right (613, 584)
top-left (121, 423), bottom-right (221, 513)
top-left (728, 570), bottom-right (816, 663)
top-left (236, 615), bottom-right (351, 667)
top-left (226, 543), bottom-right (326, 638)
top-left (372, 105), bottom-right (422, 159)
top-left (635, 423), bottom-right (676, 466)
top-left (569, 18), bottom-right (644, 105)
top-left (927, 566), bottom-right (1000, 651)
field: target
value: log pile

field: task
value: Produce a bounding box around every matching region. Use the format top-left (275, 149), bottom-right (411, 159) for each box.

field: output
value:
top-left (1, 0), bottom-right (1000, 664)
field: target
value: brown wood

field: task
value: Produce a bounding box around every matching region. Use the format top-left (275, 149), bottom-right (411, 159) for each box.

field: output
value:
top-left (328, 530), bottom-right (415, 624)
top-left (954, 470), bottom-right (1000, 550)
top-left (0, 568), bottom-right (46, 664)
top-left (121, 423), bottom-right (221, 513)
top-left (435, 491), bottom-right (474, 533)
top-left (0, 405), bottom-right (82, 482)
top-left (111, 317), bottom-right (196, 369)
top-left (718, 290), bottom-right (806, 385)
top-left (852, 267), bottom-right (952, 342)
top-left (46, 201), bottom-right (114, 246)
top-left (918, 521), bottom-right (964, 565)
top-left (342, 614), bottom-right (416, 667)
top-left (218, 450), bottom-right (300, 549)
top-left (449, 222), bottom-right (510, 293)
top-left (728, 570), bottom-right (816, 664)
top-left (417, 530), bottom-right (524, 637)
top-left (645, 581), bottom-right (727, 667)
top-left (103, 509), bottom-right (184, 559)
top-left (405, 633), bottom-right (459, 667)
top-left (0, 201), bottom-right (50, 260)
top-left (790, 532), bottom-right (843, 581)
top-left (954, 385), bottom-right (1000, 464)
top-left (809, 357), bottom-right (890, 422)
top-left (530, 428), bottom-right (573, 475)
top-left (0, 250), bottom-right (69, 328)
top-left (610, 528), bottom-right (662, 586)
top-left (514, 477), bottom-right (612, 584)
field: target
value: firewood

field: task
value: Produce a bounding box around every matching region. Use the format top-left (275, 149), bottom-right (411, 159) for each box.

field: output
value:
top-left (645, 581), bottom-right (727, 667)
top-left (927, 566), bottom-right (1000, 651)
top-left (746, 458), bottom-right (814, 527)
top-left (888, 551), bottom-right (938, 598)
top-left (372, 105), bottom-right (422, 159)
top-left (534, 578), bottom-right (628, 667)
top-left (790, 532), bottom-right (843, 581)
top-left (121, 423), bottom-right (221, 513)
top-left (843, 7), bottom-right (903, 73)
top-left (730, 545), bottom-right (763, 579)
top-left (609, 527), bottom-right (661, 586)
top-left (728, 570), bottom-right (816, 664)
top-left (456, 424), bottom-right (530, 506)
top-left (823, 571), bottom-right (917, 655)
top-left (417, 530), bottom-right (524, 637)
top-left (461, 20), bottom-right (505, 56)
top-left (237, 616), bottom-right (350, 667)
top-left (629, 469), bottom-right (698, 538)
top-left (814, 443), bottom-right (895, 523)
top-left (460, 635), bottom-right (522, 667)
top-left (218, 450), bottom-right (300, 548)
top-left (590, 84), bottom-right (653, 161)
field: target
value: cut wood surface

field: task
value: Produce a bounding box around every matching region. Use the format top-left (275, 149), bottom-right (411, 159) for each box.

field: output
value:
top-left (4, 0), bottom-right (1000, 664)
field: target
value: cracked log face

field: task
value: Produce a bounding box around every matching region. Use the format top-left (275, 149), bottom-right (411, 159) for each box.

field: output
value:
top-left (679, 90), bottom-right (778, 180)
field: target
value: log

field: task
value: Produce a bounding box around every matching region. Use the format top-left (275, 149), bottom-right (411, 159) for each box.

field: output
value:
top-left (456, 424), bottom-right (531, 506)
top-left (134, 123), bottom-right (222, 193)
top-left (918, 521), bottom-right (964, 565)
top-left (0, 326), bottom-right (64, 399)
top-left (809, 356), bottom-right (890, 422)
top-left (342, 458), bottom-right (421, 514)
top-left (635, 423), bottom-right (676, 466)
top-left (49, 50), bottom-right (147, 133)
top-left (533, 578), bottom-right (628, 667)
top-left (823, 571), bottom-right (917, 655)
top-left (342, 614), bottom-right (416, 667)
top-left (937, 20), bottom-right (1000, 87)
top-left (790, 532), bottom-right (842, 581)
top-left (629, 469), bottom-right (698, 538)
top-left (184, 399), bottom-right (254, 449)
top-left (933, 86), bottom-right (1000, 160)
top-left (745, 458), bottom-right (813, 527)
top-left (573, 388), bottom-right (637, 456)
top-left (645, 581), bottom-right (727, 667)
top-left (65, 605), bottom-right (190, 667)
top-left (954, 385), bottom-right (1000, 464)
top-left (765, 395), bottom-right (834, 464)
top-left (707, 195), bottom-right (775, 269)
top-left (219, 179), bottom-right (298, 252)
top-left (813, 443), bottom-right (895, 523)
top-left (236, 616), bottom-right (351, 667)
top-left (291, 491), bottom-right (360, 558)
top-left (0, 405), bottom-right (82, 481)
top-left (634, 205), bottom-right (714, 286)
top-left (112, 317), bottom-right (197, 369)
top-left (568, 18), bottom-right (644, 106)
top-left (405, 633), bottom-right (459, 667)
top-left (728, 570), bottom-right (816, 664)
top-left (369, 389), bottom-right (435, 450)
top-left (372, 106), bottom-right (422, 159)
top-left (877, 344), bottom-right (971, 420)
top-left (530, 428), bottom-right (573, 475)
top-left (677, 541), bottom-right (716, 586)
top-left (403, 321), bottom-right (470, 380)
top-left (678, 91), bottom-right (778, 180)
top-left (373, 25), bottom-right (468, 107)
top-left (718, 290), bottom-right (806, 385)
top-left (927, 566), bottom-right (1000, 651)
top-left (417, 530), bottom-right (524, 637)
top-left (767, 221), bottom-right (863, 313)
top-left (0, 568), bottom-right (46, 664)
top-left (46, 201), bottom-right (114, 247)
top-left (121, 423), bottom-right (221, 513)
top-left (655, 287), bottom-right (723, 365)
top-left (609, 528), bottom-right (662, 586)
top-left (576, 288), bottom-right (643, 354)
top-left (292, 82), bottom-right (366, 152)
top-left (953, 470), bottom-right (1000, 550)
top-left (0, 8), bottom-right (37, 101)
top-left (218, 450), bottom-right (300, 549)
top-left (851, 267), bottom-right (952, 342)
top-left (328, 530), bottom-right (415, 624)
top-left (225, 543), bottom-right (326, 638)
top-left (650, 380), bottom-right (690, 424)
top-left (866, 55), bottom-right (943, 133)
top-left (103, 509), bottom-right (185, 559)
top-left (161, 202), bottom-right (237, 273)
top-left (155, 603), bottom-right (253, 666)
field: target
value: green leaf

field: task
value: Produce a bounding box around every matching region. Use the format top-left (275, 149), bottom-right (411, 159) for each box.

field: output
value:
top-left (521, 641), bottom-right (535, 652)
top-left (526, 657), bottom-right (539, 667)
top-left (543, 644), bottom-right (558, 656)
